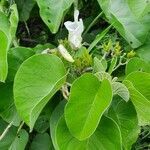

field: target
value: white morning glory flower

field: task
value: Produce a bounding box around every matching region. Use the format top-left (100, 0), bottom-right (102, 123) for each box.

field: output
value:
top-left (58, 44), bottom-right (74, 63)
top-left (64, 9), bottom-right (84, 49)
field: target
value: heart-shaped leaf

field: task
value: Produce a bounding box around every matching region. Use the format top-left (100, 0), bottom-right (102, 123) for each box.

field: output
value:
top-left (14, 54), bottom-right (67, 131)
top-left (65, 73), bottom-right (112, 140)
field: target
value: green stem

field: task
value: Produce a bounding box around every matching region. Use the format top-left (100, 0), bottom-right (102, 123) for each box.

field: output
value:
top-left (83, 12), bottom-right (103, 36)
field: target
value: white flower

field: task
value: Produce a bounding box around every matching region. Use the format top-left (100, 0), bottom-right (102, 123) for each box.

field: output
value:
top-left (64, 9), bottom-right (84, 49)
top-left (58, 44), bottom-right (74, 63)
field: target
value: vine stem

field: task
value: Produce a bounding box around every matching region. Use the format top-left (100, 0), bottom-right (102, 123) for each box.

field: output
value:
top-left (0, 121), bottom-right (13, 141)
top-left (83, 11), bottom-right (103, 36)
top-left (17, 121), bottom-right (24, 134)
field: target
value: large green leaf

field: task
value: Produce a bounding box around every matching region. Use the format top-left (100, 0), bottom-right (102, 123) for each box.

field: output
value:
top-left (14, 54), bottom-right (67, 131)
top-left (108, 97), bottom-right (140, 150)
top-left (65, 73), bottom-right (113, 140)
top-left (50, 102), bottom-right (122, 150)
top-left (30, 133), bottom-right (54, 150)
top-left (123, 71), bottom-right (150, 125)
top-left (55, 116), bottom-right (122, 150)
top-left (97, 0), bottom-right (150, 48)
top-left (35, 0), bottom-right (74, 33)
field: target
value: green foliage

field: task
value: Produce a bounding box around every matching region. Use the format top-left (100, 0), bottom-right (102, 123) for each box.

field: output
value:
top-left (14, 54), bottom-right (67, 131)
top-left (65, 73), bottom-right (112, 140)
top-left (0, 0), bottom-right (150, 149)
top-left (97, 0), bottom-right (150, 48)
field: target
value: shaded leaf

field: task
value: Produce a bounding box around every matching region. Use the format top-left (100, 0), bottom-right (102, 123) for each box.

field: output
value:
top-left (30, 133), bottom-right (53, 150)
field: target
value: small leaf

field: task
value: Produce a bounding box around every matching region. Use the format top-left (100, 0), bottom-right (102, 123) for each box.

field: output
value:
top-left (9, 4), bottom-right (19, 40)
top-left (93, 57), bottom-right (107, 73)
top-left (65, 73), bottom-right (112, 140)
top-left (108, 97), bottom-right (140, 150)
top-left (35, 0), bottom-right (74, 33)
top-left (123, 71), bottom-right (150, 125)
top-left (14, 54), bottom-right (67, 131)
top-left (112, 82), bottom-right (129, 102)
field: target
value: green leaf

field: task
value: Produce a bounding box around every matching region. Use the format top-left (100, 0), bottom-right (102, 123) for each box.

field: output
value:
top-left (112, 82), bottom-right (129, 102)
top-left (97, 0), bottom-right (150, 48)
top-left (125, 57), bottom-right (150, 75)
top-left (108, 56), bottom-right (118, 74)
top-left (0, 8), bottom-right (18, 82)
top-left (15, 0), bottom-right (36, 21)
top-left (0, 30), bottom-right (9, 82)
top-left (35, 0), bottom-right (74, 33)
top-left (14, 54), bottom-right (67, 131)
top-left (93, 57), bottom-right (107, 73)
top-left (55, 116), bottom-right (122, 150)
top-left (137, 35), bottom-right (150, 62)
top-left (30, 133), bottom-right (54, 150)
top-left (123, 71), bottom-right (150, 125)
top-left (0, 83), bottom-right (20, 126)
top-left (65, 73), bottom-right (113, 140)
top-left (108, 97), bottom-right (140, 150)
top-left (8, 129), bottom-right (29, 150)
